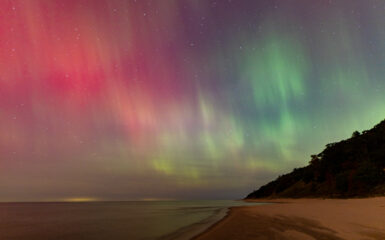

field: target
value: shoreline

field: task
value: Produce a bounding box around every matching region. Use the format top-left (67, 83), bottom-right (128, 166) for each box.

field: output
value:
top-left (161, 207), bottom-right (229, 240)
top-left (161, 201), bottom-right (269, 240)
top-left (193, 197), bottom-right (385, 240)
top-left (190, 206), bottom-right (237, 240)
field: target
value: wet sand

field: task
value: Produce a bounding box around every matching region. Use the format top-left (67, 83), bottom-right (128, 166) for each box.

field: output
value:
top-left (194, 197), bottom-right (385, 240)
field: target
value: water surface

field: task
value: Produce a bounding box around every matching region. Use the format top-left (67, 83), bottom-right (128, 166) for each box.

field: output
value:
top-left (0, 200), bottom-right (265, 240)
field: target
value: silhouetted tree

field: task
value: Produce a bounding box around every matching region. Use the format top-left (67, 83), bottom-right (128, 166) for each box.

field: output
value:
top-left (352, 131), bottom-right (361, 138)
top-left (310, 155), bottom-right (320, 165)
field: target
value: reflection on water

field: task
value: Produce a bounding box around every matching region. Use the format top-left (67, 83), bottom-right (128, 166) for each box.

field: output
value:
top-left (0, 200), bottom-right (264, 240)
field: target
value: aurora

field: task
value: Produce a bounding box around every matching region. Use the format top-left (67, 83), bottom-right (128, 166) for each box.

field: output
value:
top-left (0, 0), bottom-right (384, 201)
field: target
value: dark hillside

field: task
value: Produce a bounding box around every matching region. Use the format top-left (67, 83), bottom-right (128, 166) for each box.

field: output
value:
top-left (246, 119), bottom-right (385, 198)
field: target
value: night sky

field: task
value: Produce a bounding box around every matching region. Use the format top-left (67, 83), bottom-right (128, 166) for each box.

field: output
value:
top-left (1, 0), bottom-right (385, 201)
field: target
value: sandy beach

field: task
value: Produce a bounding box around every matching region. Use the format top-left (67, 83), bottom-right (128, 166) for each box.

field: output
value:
top-left (194, 197), bottom-right (385, 240)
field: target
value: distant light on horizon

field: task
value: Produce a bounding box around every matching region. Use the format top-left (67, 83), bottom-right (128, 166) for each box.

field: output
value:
top-left (61, 198), bottom-right (100, 203)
